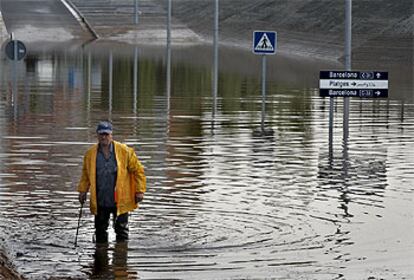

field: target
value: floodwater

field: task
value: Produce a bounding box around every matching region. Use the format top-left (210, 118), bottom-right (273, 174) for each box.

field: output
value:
top-left (0, 41), bottom-right (413, 280)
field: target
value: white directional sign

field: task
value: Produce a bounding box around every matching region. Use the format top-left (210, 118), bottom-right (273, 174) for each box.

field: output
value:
top-left (319, 71), bottom-right (388, 98)
top-left (253, 31), bottom-right (277, 55)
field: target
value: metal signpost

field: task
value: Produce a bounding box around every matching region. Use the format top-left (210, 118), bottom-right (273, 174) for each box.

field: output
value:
top-left (319, 71), bottom-right (389, 98)
top-left (134, 0), bottom-right (139, 24)
top-left (343, 0), bottom-right (352, 141)
top-left (167, 0), bottom-right (171, 45)
top-left (5, 39), bottom-right (26, 61)
top-left (212, 0), bottom-right (219, 120)
top-left (253, 31), bottom-right (277, 55)
top-left (253, 31), bottom-right (277, 133)
top-left (320, 69), bottom-right (389, 160)
top-left (5, 34), bottom-right (27, 119)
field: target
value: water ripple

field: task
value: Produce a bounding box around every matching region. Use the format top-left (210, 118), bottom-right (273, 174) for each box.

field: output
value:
top-left (0, 48), bottom-right (412, 280)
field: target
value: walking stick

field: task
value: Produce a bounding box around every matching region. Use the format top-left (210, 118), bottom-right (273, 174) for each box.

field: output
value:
top-left (74, 201), bottom-right (84, 247)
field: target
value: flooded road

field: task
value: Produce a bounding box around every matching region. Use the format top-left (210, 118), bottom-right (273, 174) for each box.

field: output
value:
top-left (0, 42), bottom-right (413, 279)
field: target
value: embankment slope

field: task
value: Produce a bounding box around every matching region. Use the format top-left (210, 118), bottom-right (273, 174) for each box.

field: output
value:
top-left (160, 0), bottom-right (413, 63)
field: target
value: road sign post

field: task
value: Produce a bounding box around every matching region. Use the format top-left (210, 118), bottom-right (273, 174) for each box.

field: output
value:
top-left (4, 34), bottom-right (26, 119)
top-left (253, 31), bottom-right (277, 55)
top-left (134, 0), bottom-right (139, 24)
top-left (5, 39), bottom-right (26, 61)
top-left (343, 0), bottom-right (353, 141)
top-left (320, 69), bottom-right (388, 159)
top-left (253, 31), bottom-right (277, 133)
top-left (319, 71), bottom-right (389, 98)
top-left (212, 0), bottom-right (219, 119)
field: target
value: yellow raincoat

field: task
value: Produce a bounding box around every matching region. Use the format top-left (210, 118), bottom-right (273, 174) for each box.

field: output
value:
top-left (77, 141), bottom-right (146, 216)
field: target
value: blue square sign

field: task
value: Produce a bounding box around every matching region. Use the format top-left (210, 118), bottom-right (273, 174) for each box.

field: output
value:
top-left (253, 31), bottom-right (277, 55)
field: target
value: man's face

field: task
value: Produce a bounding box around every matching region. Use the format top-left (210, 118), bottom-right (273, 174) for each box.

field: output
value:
top-left (97, 132), bottom-right (113, 147)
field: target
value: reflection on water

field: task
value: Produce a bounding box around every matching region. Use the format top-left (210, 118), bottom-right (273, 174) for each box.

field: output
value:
top-left (92, 242), bottom-right (135, 279)
top-left (0, 42), bottom-right (413, 279)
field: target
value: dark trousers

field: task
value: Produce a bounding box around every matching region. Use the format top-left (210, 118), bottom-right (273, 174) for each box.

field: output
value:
top-left (95, 207), bottom-right (129, 243)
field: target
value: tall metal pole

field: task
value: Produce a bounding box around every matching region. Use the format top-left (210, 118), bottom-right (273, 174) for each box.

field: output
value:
top-left (12, 33), bottom-right (18, 119)
top-left (212, 0), bottom-right (219, 119)
top-left (261, 55), bottom-right (267, 132)
top-left (166, 0), bottom-right (172, 114)
top-left (344, 0), bottom-right (352, 71)
top-left (134, 0), bottom-right (139, 24)
top-left (166, 0), bottom-right (172, 136)
top-left (343, 0), bottom-right (352, 141)
top-left (86, 51), bottom-right (91, 134)
top-left (133, 47), bottom-right (138, 114)
top-left (329, 96), bottom-right (334, 157)
top-left (166, 39), bottom-right (171, 114)
top-left (109, 51), bottom-right (113, 120)
top-left (87, 51), bottom-right (91, 99)
top-left (342, 0), bottom-right (352, 179)
top-left (167, 0), bottom-right (171, 45)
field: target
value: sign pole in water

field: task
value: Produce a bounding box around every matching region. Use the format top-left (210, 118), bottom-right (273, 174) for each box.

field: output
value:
top-left (320, 69), bottom-right (389, 161)
top-left (13, 34), bottom-right (18, 118)
top-left (134, 0), bottom-right (139, 24)
top-left (343, 0), bottom-right (352, 141)
top-left (5, 36), bottom-right (27, 61)
top-left (212, 0), bottom-right (219, 119)
top-left (253, 31), bottom-right (277, 55)
top-left (4, 33), bottom-right (26, 119)
top-left (167, 0), bottom-right (171, 45)
top-left (327, 0), bottom-right (352, 155)
top-left (261, 54), bottom-right (266, 131)
top-left (253, 31), bottom-right (277, 133)
top-left (109, 51), bottom-right (113, 120)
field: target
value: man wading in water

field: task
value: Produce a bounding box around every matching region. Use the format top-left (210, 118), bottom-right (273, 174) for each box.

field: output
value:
top-left (77, 121), bottom-right (146, 243)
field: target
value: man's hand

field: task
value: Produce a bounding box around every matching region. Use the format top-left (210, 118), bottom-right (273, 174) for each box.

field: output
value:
top-left (79, 192), bottom-right (87, 204)
top-left (135, 192), bottom-right (144, 203)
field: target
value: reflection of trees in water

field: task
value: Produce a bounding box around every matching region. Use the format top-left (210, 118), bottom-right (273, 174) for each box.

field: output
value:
top-left (0, 41), bottom-right (410, 126)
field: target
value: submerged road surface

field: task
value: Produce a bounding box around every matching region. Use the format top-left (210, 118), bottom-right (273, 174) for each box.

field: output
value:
top-left (0, 43), bottom-right (412, 279)
top-left (0, 0), bottom-right (93, 45)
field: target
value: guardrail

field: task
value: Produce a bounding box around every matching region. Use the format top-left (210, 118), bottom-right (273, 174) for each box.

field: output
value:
top-left (62, 0), bottom-right (99, 40)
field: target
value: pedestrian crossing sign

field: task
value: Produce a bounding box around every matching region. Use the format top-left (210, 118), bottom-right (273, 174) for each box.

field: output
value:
top-left (253, 31), bottom-right (277, 55)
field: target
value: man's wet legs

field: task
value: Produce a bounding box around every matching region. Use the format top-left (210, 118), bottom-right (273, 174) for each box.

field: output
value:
top-left (115, 213), bottom-right (129, 242)
top-left (95, 207), bottom-right (114, 243)
top-left (95, 207), bottom-right (129, 243)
